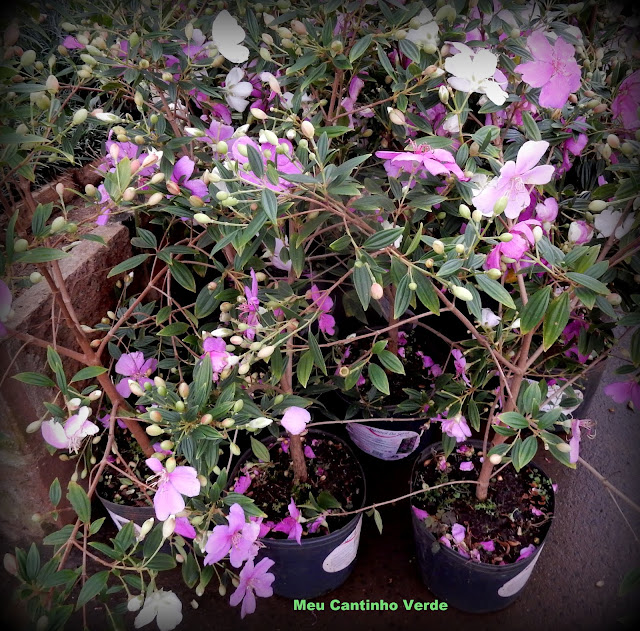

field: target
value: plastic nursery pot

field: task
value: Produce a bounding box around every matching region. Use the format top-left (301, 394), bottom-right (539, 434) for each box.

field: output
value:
top-left (410, 440), bottom-right (555, 614)
top-left (97, 492), bottom-right (156, 533)
top-left (229, 429), bottom-right (367, 599)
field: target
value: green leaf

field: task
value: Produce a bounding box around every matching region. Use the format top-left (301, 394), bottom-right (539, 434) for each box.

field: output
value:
top-left (398, 38), bottom-right (421, 63)
top-left (475, 274), bottom-right (516, 309)
top-left (308, 332), bottom-right (327, 375)
top-left (158, 322), bottom-right (189, 336)
top-left (437, 259), bottom-right (464, 278)
top-left (250, 437), bottom-right (271, 463)
top-left (43, 524), bottom-right (75, 546)
top-left (12, 372), bottom-right (56, 388)
top-left (394, 274), bottom-right (412, 319)
top-left (107, 254), bottom-right (150, 278)
top-left (543, 291), bottom-right (570, 350)
top-left (246, 143), bottom-right (264, 178)
top-left (521, 110), bottom-right (542, 141)
top-left (498, 412), bottom-right (529, 429)
top-left (372, 507), bottom-right (383, 534)
top-left (146, 554), bottom-right (177, 571)
top-left (566, 272), bottom-right (609, 295)
top-left (378, 350), bottom-right (405, 375)
top-left (15, 248), bottom-right (70, 264)
top-left (70, 366), bottom-right (108, 383)
top-left (377, 44), bottom-right (396, 79)
top-left (89, 517), bottom-right (106, 535)
top-left (368, 363), bottom-right (390, 395)
top-left (297, 351), bottom-right (314, 388)
top-left (349, 34), bottom-right (373, 62)
top-left (67, 481), bottom-right (91, 523)
top-left (520, 286), bottom-right (551, 334)
top-left (49, 479), bottom-right (62, 507)
top-left (353, 263), bottom-right (372, 311)
top-left (414, 273), bottom-right (440, 315)
top-left (362, 228), bottom-right (404, 250)
top-left (512, 435), bottom-right (538, 472)
top-left (261, 188), bottom-right (278, 224)
top-left (76, 571), bottom-right (109, 609)
top-left (47, 346), bottom-right (67, 394)
top-left (170, 260), bottom-right (196, 292)
top-left (195, 284), bottom-right (218, 319)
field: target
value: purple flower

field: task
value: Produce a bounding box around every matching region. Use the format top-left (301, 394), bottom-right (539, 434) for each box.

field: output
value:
top-left (535, 198), bottom-right (558, 223)
top-left (201, 337), bottom-right (231, 380)
top-left (229, 557), bottom-right (275, 619)
top-left (568, 220), bottom-right (593, 245)
top-left (174, 516), bottom-right (196, 539)
top-left (412, 506), bottom-right (429, 521)
top-left (281, 407), bottom-right (310, 435)
top-left (472, 141), bottom-right (555, 219)
top-left (98, 412), bottom-right (127, 430)
top-left (459, 461), bottom-right (474, 472)
top-left (439, 535), bottom-right (452, 548)
top-left (41, 406), bottom-right (99, 453)
top-left (272, 498), bottom-right (303, 544)
top-left (170, 156), bottom-right (209, 199)
top-left (485, 219), bottom-right (541, 272)
top-left (517, 544), bottom-right (536, 561)
top-left (531, 507), bottom-right (544, 517)
top-left (204, 503), bottom-right (260, 568)
top-left (441, 414), bottom-right (472, 443)
top-left (515, 32), bottom-right (581, 108)
top-left (153, 442), bottom-right (172, 456)
top-left (451, 349), bottom-right (471, 386)
top-left (451, 523), bottom-right (466, 544)
top-left (238, 269), bottom-right (260, 340)
top-left (480, 540), bottom-right (495, 552)
top-left (376, 141), bottom-right (467, 181)
top-left (310, 285), bottom-right (336, 336)
top-left (604, 379), bottom-right (640, 409)
top-left (145, 458), bottom-right (200, 522)
top-left (114, 352), bottom-right (158, 398)
top-left (0, 279), bottom-right (13, 337)
top-left (233, 475), bottom-right (252, 495)
top-left (304, 445), bottom-right (315, 459)
top-left (612, 69), bottom-right (640, 130)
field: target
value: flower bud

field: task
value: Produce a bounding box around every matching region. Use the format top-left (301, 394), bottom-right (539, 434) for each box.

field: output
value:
top-left (432, 240), bottom-right (445, 255)
top-left (162, 515), bottom-right (176, 538)
top-left (607, 134), bottom-right (620, 149)
top-left (26, 420), bottom-right (42, 433)
top-left (45, 74), bottom-right (59, 94)
top-left (621, 142), bottom-right (634, 157)
top-left (200, 414), bottom-right (213, 425)
top-left (485, 268), bottom-right (502, 280)
top-left (229, 442), bottom-right (241, 456)
top-left (532, 226), bottom-right (543, 242)
top-left (149, 410), bottom-right (162, 423)
top-left (250, 107), bottom-right (268, 121)
top-left (50, 216), bottom-right (66, 233)
top-left (438, 85), bottom-right (449, 104)
top-left (88, 390), bottom-right (102, 401)
top-left (238, 363), bottom-right (251, 375)
top-left (128, 380), bottom-right (146, 397)
top-left (29, 271), bottom-right (42, 284)
top-left (138, 517), bottom-right (154, 539)
top-left (146, 424), bottom-right (164, 437)
top-left (21, 49), bottom-right (36, 66)
top-left (178, 382), bottom-right (190, 399)
top-left (451, 285), bottom-right (474, 302)
top-left (175, 401), bottom-right (185, 412)
top-left (122, 187), bottom-right (136, 201)
top-left (489, 453), bottom-right (502, 465)
top-left (257, 345), bottom-right (275, 359)
top-left (264, 129), bottom-right (279, 146)
top-left (588, 200), bottom-right (607, 212)
top-left (606, 292), bottom-right (622, 306)
top-left (455, 244), bottom-right (465, 254)
top-left (493, 196), bottom-right (509, 216)
top-left (148, 192), bottom-right (164, 206)
top-left (301, 120), bottom-right (315, 139)
top-left (499, 233), bottom-right (514, 242)
top-left (458, 204), bottom-right (471, 219)
top-left (387, 108), bottom-right (406, 126)
top-left (165, 456), bottom-right (177, 473)
top-left (14, 238), bottom-right (28, 252)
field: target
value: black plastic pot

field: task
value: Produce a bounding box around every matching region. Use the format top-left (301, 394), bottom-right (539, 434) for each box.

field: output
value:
top-left (97, 493), bottom-right (156, 532)
top-left (410, 440), bottom-right (554, 613)
top-left (230, 429), bottom-right (366, 599)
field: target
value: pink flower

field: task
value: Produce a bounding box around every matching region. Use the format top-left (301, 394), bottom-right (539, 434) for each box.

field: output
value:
top-left (604, 379), bottom-right (640, 409)
top-left (304, 445), bottom-right (315, 458)
top-left (472, 141), bottom-right (555, 219)
top-left (204, 503), bottom-right (260, 568)
top-left (459, 461), bottom-right (474, 471)
top-left (568, 220), bottom-right (593, 244)
top-left (170, 156), bottom-right (209, 199)
top-left (239, 269), bottom-right (260, 340)
top-left (485, 219), bottom-right (541, 271)
top-left (441, 413), bottom-right (472, 443)
top-left (174, 516), bottom-right (196, 539)
top-left (145, 458), bottom-right (200, 522)
top-left (280, 407), bottom-right (310, 435)
top-left (480, 540), bottom-right (495, 552)
top-left (535, 198), bottom-right (558, 223)
top-left (376, 141), bottom-right (467, 181)
top-left (451, 523), bottom-right (466, 544)
top-left (114, 352), bottom-right (158, 398)
top-left (515, 32), bottom-right (581, 108)
top-left (41, 406), bottom-right (99, 453)
top-left (531, 507), bottom-right (544, 517)
top-left (202, 337), bottom-right (231, 379)
top-left (233, 475), bottom-right (252, 495)
top-left (452, 349), bottom-right (470, 386)
top-left (272, 498), bottom-right (303, 544)
top-left (310, 285), bottom-right (336, 336)
top-left (229, 557), bottom-right (276, 618)
top-left (412, 506), bottom-right (429, 521)
top-left (517, 544), bottom-right (536, 561)
top-left (612, 70), bottom-right (640, 130)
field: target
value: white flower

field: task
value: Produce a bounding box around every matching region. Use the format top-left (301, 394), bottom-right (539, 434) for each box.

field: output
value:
top-left (406, 22), bottom-right (439, 52)
top-left (414, 7), bottom-right (435, 24)
top-left (480, 308), bottom-right (501, 328)
top-left (247, 416), bottom-right (273, 429)
top-left (593, 208), bottom-right (634, 239)
top-left (211, 10), bottom-right (249, 64)
top-left (442, 113), bottom-right (460, 134)
top-left (223, 68), bottom-right (253, 112)
top-left (134, 589), bottom-right (182, 631)
top-left (381, 220), bottom-right (402, 248)
top-left (444, 42), bottom-right (508, 106)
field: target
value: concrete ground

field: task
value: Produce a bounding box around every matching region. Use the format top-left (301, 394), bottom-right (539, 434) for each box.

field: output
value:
top-left (2, 351), bottom-right (638, 631)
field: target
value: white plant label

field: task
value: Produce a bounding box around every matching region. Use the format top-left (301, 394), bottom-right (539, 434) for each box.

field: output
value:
top-left (497, 544), bottom-right (545, 597)
top-left (347, 424), bottom-right (421, 460)
top-left (106, 508), bottom-right (142, 536)
top-left (322, 516), bottom-right (363, 573)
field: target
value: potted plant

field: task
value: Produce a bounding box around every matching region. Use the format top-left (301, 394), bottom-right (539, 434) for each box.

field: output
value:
top-left (1, 0), bottom-right (639, 628)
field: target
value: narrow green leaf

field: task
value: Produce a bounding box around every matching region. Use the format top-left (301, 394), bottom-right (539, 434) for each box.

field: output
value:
top-left (15, 248), bottom-right (70, 264)
top-left (378, 350), bottom-right (405, 375)
top-left (250, 437), bottom-right (271, 463)
top-left (476, 274), bottom-right (516, 309)
top-left (349, 34), bottom-right (373, 62)
top-left (170, 260), bottom-right (196, 292)
top-left (520, 286), bottom-right (551, 334)
top-left (246, 143), bottom-right (264, 178)
top-left (261, 189), bottom-right (278, 224)
top-left (297, 351), bottom-right (314, 388)
top-left (372, 507), bottom-right (383, 534)
top-left (543, 291), bottom-right (570, 350)
top-left (368, 363), bottom-right (390, 395)
top-left (70, 366), bottom-right (108, 383)
top-left (353, 263), bottom-right (371, 311)
top-left (76, 571), bottom-right (109, 609)
top-left (49, 479), bottom-right (62, 507)
top-left (512, 435), bottom-right (538, 471)
top-left (158, 322), bottom-right (189, 336)
top-left (566, 272), bottom-right (609, 295)
top-left (414, 273), bottom-right (440, 315)
top-left (393, 274), bottom-right (412, 319)
top-left (498, 412), bottom-right (529, 429)
top-left (362, 228), bottom-right (404, 250)
top-left (12, 372), bottom-right (56, 388)
top-left (521, 110), bottom-right (542, 141)
top-left (308, 332), bottom-right (327, 375)
top-left (67, 481), bottom-right (91, 523)
top-left (107, 254), bottom-right (150, 278)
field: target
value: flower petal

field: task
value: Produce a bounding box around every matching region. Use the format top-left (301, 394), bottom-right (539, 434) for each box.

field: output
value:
top-left (168, 466), bottom-right (201, 497)
top-left (515, 141), bottom-right (550, 175)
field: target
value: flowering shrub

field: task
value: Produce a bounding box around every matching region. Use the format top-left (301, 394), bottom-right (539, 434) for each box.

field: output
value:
top-left (1, 0), bottom-right (639, 628)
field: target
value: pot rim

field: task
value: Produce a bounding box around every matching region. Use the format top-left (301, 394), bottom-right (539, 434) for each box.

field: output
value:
top-left (230, 428), bottom-right (367, 548)
top-left (410, 439), bottom-right (555, 571)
